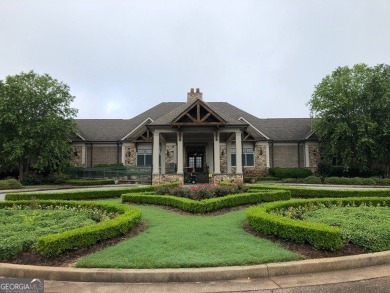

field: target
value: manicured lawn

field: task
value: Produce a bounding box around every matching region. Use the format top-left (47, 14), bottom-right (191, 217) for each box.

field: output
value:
top-left (76, 205), bottom-right (302, 268)
top-left (303, 206), bottom-right (390, 251)
top-left (0, 208), bottom-right (96, 259)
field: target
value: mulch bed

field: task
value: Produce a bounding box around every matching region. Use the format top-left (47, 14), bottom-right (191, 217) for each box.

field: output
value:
top-left (3, 204), bottom-right (369, 267)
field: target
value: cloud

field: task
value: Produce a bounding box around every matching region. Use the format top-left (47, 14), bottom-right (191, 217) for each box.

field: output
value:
top-left (1, 0), bottom-right (389, 119)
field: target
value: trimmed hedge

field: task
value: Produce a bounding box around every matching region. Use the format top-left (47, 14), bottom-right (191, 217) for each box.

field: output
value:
top-left (122, 189), bottom-right (291, 213)
top-left (65, 179), bottom-right (115, 186)
top-left (246, 197), bottom-right (390, 251)
top-left (5, 182), bottom-right (181, 201)
top-left (0, 179), bottom-right (23, 190)
top-left (269, 167), bottom-right (312, 179)
top-left (250, 184), bottom-right (390, 198)
top-left (0, 200), bottom-right (142, 257)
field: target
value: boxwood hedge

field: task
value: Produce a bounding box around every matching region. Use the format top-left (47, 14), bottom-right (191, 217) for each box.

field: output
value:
top-left (246, 197), bottom-right (390, 251)
top-left (0, 200), bottom-right (142, 257)
top-left (250, 184), bottom-right (390, 198)
top-left (5, 182), bottom-right (181, 201)
top-left (122, 189), bottom-right (291, 213)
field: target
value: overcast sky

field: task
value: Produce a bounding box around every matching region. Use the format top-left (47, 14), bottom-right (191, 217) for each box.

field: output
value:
top-left (1, 1), bottom-right (389, 119)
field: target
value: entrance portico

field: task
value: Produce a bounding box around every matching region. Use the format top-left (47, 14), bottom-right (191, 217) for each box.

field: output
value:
top-left (148, 89), bottom-right (247, 185)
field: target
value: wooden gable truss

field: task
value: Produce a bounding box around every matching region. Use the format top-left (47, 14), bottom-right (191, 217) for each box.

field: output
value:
top-left (134, 129), bottom-right (152, 142)
top-left (171, 100), bottom-right (226, 126)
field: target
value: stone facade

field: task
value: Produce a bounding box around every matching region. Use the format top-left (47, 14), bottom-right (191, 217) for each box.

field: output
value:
top-left (241, 144), bottom-right (269, 177)
top-left (152, 174), bottom-right (184, 185)
top-left (211, 174), bottom-right (243, 184)
top-left (220, 144), bottom-right (227, 174)
top-left (124, 144), bottom-right (137, 167)
top-left (166, 145), bottom-right (175, 164)
top-left (70, 146), bottom-right (83, 167)
top-left (308, 144), bottom-right (320, 169)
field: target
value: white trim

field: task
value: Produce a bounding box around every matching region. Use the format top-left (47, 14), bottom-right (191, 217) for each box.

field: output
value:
top-left (304, 131), bottom-right (315, 140)
top-left (75, 132), bottom-right (86, 141)
top-left (120, 117), bottom-right (154, 141)
top-left (305, 143), bottom-right (310, 168)
top-left (81, 145), bottom-right (86, 166)
top-left (238, 117), bottom-right (270, 140)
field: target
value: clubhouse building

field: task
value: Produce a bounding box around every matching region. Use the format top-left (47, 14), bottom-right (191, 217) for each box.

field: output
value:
top-left (71, 89), bottom-right (319, 184)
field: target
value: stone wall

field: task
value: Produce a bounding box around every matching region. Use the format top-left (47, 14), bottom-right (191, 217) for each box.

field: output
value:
top-left (70, 146), bottom-right (83, 167)
top-left (220, 144), bottom-right (227, 173)
top-left (152, 174), bottom-right (184, 185)
top-left (166, 145), bottom-right (175, 164)
top-left (124, 144), bottom-right (137, 167)
top-left (211, 174), bottom-right (243, 184)
top-left (239, 144), bottom-right (269, 177)
top-left (308, 144), bottom-right (320, 169)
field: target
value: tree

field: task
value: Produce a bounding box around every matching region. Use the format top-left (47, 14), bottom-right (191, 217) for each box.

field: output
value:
top-left (308, 64), bottom-right (390, 176)
top-left (0, 71), bottom-right (78, 179)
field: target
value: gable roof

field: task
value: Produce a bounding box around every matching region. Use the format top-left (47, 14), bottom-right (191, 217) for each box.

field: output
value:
top-left (171, 99), bottom-right (227, 126)
top-left (74, 101), bottom-right (314, 142)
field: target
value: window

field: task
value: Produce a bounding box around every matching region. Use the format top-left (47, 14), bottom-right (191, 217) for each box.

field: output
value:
top-left (231, 147), bottom-right (255, 167)
top-left (137, 149), bottom-right (152, 167)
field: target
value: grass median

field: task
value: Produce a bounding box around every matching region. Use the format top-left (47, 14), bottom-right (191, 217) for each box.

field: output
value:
top-left (76, 205), bottom-right (302, 268)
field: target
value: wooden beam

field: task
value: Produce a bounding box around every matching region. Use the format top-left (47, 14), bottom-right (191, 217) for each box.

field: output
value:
top-left (200, 113), bottom-right (211, 122)
top-left (185, 113), bottom-right (197, 122)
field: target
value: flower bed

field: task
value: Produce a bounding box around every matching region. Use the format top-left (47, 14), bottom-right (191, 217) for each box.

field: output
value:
top-left (0, 200), bottom-right (142, 258)
top-left (155, 183), bottom-right (249, 200)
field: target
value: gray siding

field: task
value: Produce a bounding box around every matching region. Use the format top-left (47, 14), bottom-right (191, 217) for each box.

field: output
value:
top-left (85, 144), bottom-right (121, 167)
top-left (273, 144), bottom-right (299, 168)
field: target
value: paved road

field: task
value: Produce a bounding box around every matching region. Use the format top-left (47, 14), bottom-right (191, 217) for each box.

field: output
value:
top-left (43, 264), bottom-right (390, 293)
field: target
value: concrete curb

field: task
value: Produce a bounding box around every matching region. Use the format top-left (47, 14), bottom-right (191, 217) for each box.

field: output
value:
top-left (1, 251), bottom-right (389, 283)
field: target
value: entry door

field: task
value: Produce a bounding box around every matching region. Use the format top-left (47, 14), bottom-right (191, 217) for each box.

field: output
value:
top-left (187, 150), bottom-right (204, 172)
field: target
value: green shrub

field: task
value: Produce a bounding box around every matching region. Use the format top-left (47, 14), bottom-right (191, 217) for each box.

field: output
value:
top-left (5, 182), bottom-right (181, 201)
top-left (269, 168), bottom-right (312, 179)
top-left (65, 179), bottom-right (115, 186)
top-left (303, 176), bottom-right (321, 184)
top-left (246, 197), bottom-right (390, 251)
top-left (20, 172), bottom-right (69, 185)
top-left (325, 177), bottom-right (378, 186)
top-left (0, 179), bottom-right (23, 190)
top-left (122, 189), bottom-right (291, 213)
top-left (20, 173), bottom-right (43, 185)
top-left (0, 200), bottom-right (142, 257)
top-left (381, 178), bottom-right (390, 186)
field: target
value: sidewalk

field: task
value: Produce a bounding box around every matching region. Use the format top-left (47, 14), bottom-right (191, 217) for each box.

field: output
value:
top-left (42, 264), bottom-right (390, 293)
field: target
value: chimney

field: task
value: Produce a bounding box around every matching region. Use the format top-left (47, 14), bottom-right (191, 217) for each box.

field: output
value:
top-left (187, 88), bottom-right (203, 102)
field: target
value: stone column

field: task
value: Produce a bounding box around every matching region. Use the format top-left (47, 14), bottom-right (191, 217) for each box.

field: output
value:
top-left (153, 132), bottom-right (160, 175)
top-left (214, 131), bottom-right (221, 174)
top-left (161, 141), bottom-right (166, 175)
top-left (235, 131), bottom-right (243, 174)
top-left (227, 141), bottom-right (232, 173)
top-left (177, 131), bottom-right (184, 174)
